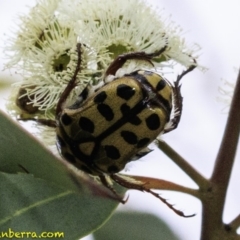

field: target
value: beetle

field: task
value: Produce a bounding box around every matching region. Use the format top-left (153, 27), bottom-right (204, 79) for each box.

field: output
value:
top-left (19, 43), bottom-right (196, 216)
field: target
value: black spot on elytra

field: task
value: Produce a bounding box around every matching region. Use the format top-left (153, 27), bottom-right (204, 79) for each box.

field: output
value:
top-left (97, 104), bottom-right (114, 121)
top-left (120, 103), bottom-right (141, 125)
top-left (129, 116), bottom-right (141, 125)
top-left (63, 152), bottom-right (76, 164)
top-left (145, 113), bottom-right (161, 130)
top-left (79, 117), bottom-right (95, 133)
top-left (61, 113), bottom-right (72, 126)
top-left (107, 165), bottom-right (119, 173)
top-left (104, 145), bottom-right (120, 159)
top-left (137, 138), bottom-right (150, 148)
top-left (117, 84), bottom-right (135, 100)
top-left (156, 79), bottom-right (166, 91)
top-left (94, 91), bottom-right (107, 103)
top-left (121, 131), bottom-right (138, 145)
top-left (120, 103), bottom-right (131, 115)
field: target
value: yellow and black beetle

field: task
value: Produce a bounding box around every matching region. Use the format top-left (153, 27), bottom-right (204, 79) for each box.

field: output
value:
top-left (20, 43), bottom-right (195, 215)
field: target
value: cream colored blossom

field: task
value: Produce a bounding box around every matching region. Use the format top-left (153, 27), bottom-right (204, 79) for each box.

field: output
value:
top-left (5, 0), bottom-right (200, 121)
top-left (218, 68), bottom-right (238, 112)
top-left (5, 0), bottom-right (59, 68)
top-left (59, 0), bottom-right (199, 69)
top-left (5, 1), bottom-right (99, 114)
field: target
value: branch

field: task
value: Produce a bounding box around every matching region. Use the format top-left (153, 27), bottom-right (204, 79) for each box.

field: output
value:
top-left (157, 140), bottom-right (208, 189)
top-left (211, 69), bottom-right (240, 210)
top-left (229, 214), bottom-right (240, 232)
top-left (200, 69), bottom-right (240, 240)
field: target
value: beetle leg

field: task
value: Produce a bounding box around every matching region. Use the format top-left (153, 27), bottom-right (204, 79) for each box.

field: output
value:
top-left (164, 64), bottom-right (196, 133)
top-left (99, 174), bottom-right (128, 204)
top-left (18, 117), bottom-right (56, 128)
top-left (111, 174), bottom-right (194, 217)
top-left (56, 43), bottom-right (82, 115)
top-left (105, 45), bottom-right (167, 76)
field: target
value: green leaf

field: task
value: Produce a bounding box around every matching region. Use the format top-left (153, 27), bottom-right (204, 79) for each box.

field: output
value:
top-left (0, 111), bottom-right (121, 239)
top-left (0, 172), bottom-right (119, 239)
top-left (0, 110), bottom-right (74, 188)
top-left (93, 211), bottom-right (179, 240)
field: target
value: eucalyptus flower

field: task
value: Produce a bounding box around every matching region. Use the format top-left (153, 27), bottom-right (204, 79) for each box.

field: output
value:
top-left (218, 68), bottom-right (238, 112)
top-left (4, 0), bottom-right (59, 68)
top-left (5, 0), bottom-right (200, 127)
top-left (59, 0), bottom-right (199, 70)
top-left (6, 1), bottom-right (98, 115)
top-left (11, 21), bottom-right (97, 112)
